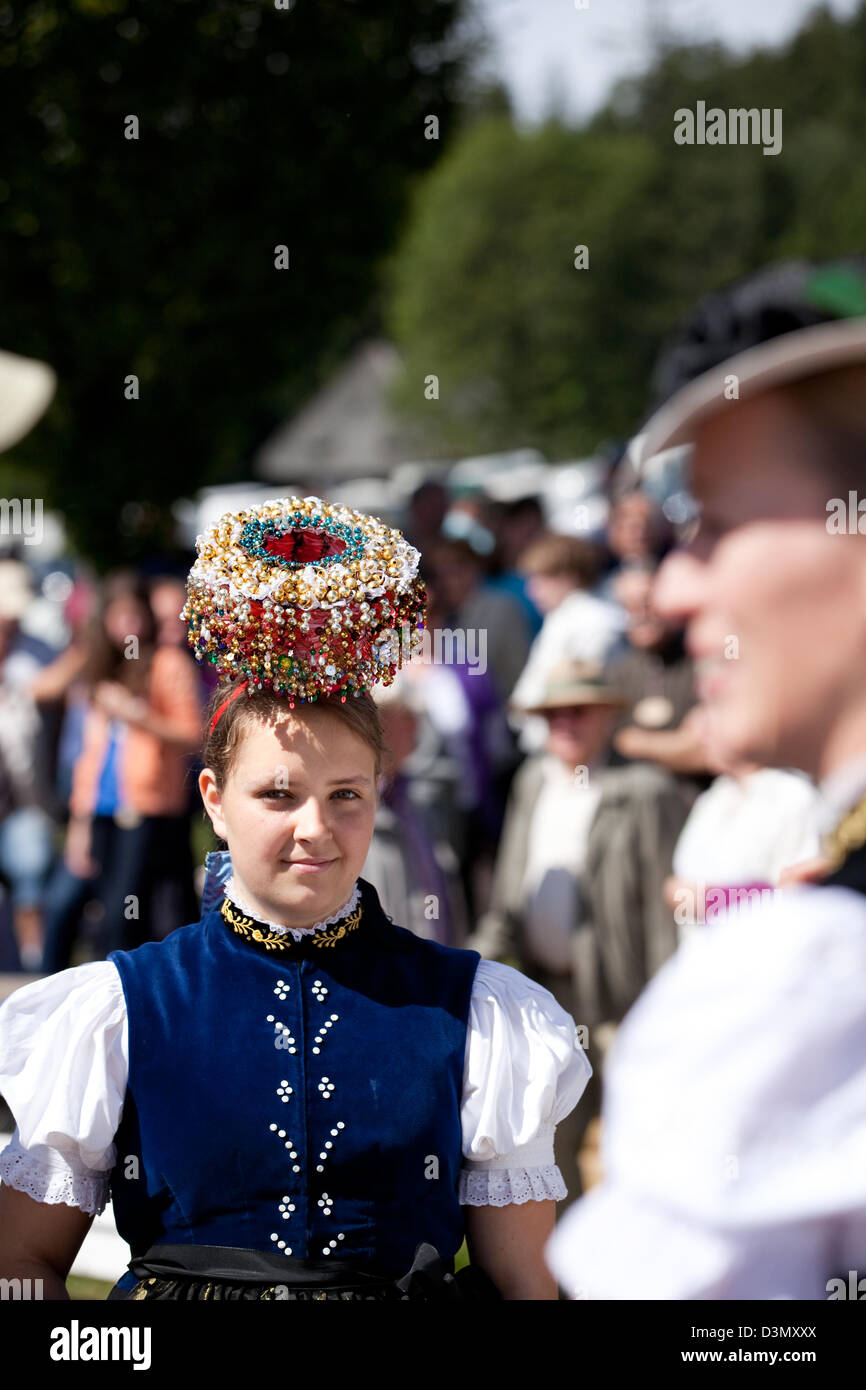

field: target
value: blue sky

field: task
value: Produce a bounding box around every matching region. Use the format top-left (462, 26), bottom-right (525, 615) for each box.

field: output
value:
top-left (471, 0), bottom-right (863, 123)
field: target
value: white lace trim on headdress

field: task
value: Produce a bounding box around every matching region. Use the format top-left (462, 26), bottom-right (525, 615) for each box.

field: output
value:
top-left (223, 876), bottom-right (361, 941)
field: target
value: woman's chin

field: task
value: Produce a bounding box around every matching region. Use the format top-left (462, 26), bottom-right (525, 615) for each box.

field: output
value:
top-left (245, 863), bottom-right (354, 920)
top-left (281, 867), bottom-right (352, 906)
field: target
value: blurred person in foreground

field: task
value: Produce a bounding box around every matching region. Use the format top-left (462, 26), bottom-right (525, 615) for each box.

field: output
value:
top-left (547, 256), bottom-right (866, 1299)
top-left (469, 659), bottom-right (688, 1208)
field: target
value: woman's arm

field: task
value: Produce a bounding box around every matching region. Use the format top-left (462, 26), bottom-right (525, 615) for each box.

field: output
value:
top-left (459, 961), bottom-right (594, 1299)
top-left (465, 1200), bottom-right (558, 1300)
top-left (85, 642), bottom-right (202, 751)
top-left (0, 1186), bottom-right (94, 1300)
top-left (27, 642), bottom-right (89, 704)
top-left (118, 695), bottom-right (201, 749)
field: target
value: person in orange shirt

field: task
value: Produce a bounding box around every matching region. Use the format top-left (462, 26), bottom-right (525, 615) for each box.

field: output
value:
top-left (41, 572), bottom-right (203, 967)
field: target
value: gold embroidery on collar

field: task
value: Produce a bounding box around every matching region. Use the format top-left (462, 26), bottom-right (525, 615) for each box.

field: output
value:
top-left (220, 896), bottom-right (363, 951)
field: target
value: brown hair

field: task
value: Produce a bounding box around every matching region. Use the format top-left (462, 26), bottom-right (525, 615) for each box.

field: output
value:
top-left (518, 532), bottom-right (604, 589)
top-left (81, 570), bottom-right (158, 696)
top-left (202, 683), bottom-right (385, 790)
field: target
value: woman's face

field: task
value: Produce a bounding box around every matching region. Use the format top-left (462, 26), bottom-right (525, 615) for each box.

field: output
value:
top-left (200, 709), bottom-right (378, 929)
top-left (103, 596), bottom-right (150, 648)
top-left (149, 580), bottom-right (187, 647)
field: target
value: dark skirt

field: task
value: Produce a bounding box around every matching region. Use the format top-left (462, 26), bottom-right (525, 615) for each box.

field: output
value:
top-left (108, 1241), bottom-right (500, 1302)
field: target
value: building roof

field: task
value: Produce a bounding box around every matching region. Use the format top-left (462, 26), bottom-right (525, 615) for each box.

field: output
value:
top-left (255, 339), bottom-right (433, 483)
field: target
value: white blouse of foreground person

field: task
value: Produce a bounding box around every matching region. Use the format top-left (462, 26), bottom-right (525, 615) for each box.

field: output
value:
top-left (545, 879), bottom-right (866, 1299)
top-left (0, 902), bottom-right (592, 1217)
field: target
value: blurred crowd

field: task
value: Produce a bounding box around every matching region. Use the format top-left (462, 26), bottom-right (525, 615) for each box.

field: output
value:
top-left (0, 457), bottom-right (824, 1203)
top-left (0, 565), bottom-right (204, 975)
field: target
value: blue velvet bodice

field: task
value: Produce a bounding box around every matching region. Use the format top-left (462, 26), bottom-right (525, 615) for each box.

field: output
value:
top-left (108, 878), bottom-right (479, 1283)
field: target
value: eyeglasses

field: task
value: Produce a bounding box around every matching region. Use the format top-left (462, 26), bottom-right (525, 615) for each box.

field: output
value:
top-left (662, 489), bottom-right (702, 546)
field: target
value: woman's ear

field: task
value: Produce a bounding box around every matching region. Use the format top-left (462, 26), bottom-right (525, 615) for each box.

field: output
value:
top-left (199, 767), bottom-right (228, 842)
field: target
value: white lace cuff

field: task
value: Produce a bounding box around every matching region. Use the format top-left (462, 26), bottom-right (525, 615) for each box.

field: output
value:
top-left (0, 1131), bottom-right (110, 1217)
top-left (458, 1163), bottom-right (567, 1206)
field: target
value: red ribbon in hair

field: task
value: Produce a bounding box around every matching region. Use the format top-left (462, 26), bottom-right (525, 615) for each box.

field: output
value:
top-left (208, 679), bottom-right (250, 736)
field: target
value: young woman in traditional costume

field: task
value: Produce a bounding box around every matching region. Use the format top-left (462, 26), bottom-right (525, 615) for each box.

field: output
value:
top-left (0, 495), bottom-right (590, 1300)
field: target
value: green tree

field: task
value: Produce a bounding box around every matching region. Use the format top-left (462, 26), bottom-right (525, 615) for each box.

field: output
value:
top-left (0, 0), bottom-right (476, 567)
top-left (384, 2), bottom-right (866, 456)
top-left (384, 115), bottom-right (665, 458)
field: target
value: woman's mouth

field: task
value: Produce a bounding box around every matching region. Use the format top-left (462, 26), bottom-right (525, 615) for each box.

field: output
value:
top-left (287, 858), bottom-right (336, 875)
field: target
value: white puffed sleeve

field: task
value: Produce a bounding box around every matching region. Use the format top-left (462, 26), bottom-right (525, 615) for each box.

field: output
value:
top-left (0, 961), bottom-right (128, 1216)
top-left (546, 884), bottom-right (866, 1299)
top-left (459, 960), bottom-right (592, 1206)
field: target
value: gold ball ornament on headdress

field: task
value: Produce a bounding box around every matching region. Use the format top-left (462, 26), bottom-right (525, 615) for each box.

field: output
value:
top-left (182, 495), bottom-right (427, 703)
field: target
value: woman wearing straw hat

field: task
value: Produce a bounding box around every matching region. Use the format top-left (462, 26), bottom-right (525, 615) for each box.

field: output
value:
top-left (0, 494), bottom-right (591, 1300)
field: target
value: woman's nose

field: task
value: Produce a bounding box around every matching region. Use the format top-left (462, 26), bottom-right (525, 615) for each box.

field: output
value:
top-left (292, 796), bottom-right (330, 842)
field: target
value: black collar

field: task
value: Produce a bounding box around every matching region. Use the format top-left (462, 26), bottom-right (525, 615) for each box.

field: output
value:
top-left (219, 892), bottom-right (364, 956)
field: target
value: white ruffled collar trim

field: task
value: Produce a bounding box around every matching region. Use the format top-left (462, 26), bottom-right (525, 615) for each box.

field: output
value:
top-left (223, 876), bottom-right (362, 941)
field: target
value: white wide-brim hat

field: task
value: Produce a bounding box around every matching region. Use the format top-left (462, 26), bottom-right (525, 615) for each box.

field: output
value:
top-left (0, 349), bottom-right (57, 452)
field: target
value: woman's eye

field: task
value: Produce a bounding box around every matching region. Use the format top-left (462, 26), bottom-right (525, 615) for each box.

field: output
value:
top-left (258, 789), bottom-right (360, 802)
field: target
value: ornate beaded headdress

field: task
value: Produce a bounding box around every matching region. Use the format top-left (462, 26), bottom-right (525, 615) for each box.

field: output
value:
top-left (182, 495), bottom-right (427, 730)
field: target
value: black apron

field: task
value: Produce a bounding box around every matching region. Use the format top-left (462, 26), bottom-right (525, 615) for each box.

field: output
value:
top-left (108, 1240), bottom-right (501, 1302)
